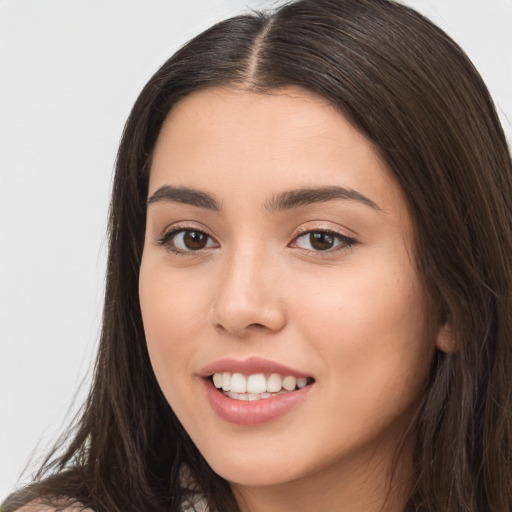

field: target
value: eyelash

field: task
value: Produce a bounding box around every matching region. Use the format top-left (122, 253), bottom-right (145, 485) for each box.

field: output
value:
top-left (156, 226), bottom-right (218, 255)
top-left (290, 228), bottom-right (357, 254)
top-left (156, 226), bottom-right (357, 256)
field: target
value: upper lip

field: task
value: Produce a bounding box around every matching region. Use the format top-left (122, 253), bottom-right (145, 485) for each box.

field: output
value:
top-left (199, 356), bottom-right (311, 379)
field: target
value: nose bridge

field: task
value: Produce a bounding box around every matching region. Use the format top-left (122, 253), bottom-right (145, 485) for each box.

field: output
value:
top-left (210, 241), bottom-right (286, 336)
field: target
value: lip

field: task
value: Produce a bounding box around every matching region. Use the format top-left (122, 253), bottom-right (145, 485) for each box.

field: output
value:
top-left (199, 356), bottom-right (311, 378)
top-left (199, 357), bottom-right (314, 426)
top-left (202, 378), bottom-right (313, 426)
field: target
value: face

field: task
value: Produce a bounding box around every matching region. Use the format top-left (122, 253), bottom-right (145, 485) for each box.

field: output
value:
top-left (139, 87), bottom-right (442, 496)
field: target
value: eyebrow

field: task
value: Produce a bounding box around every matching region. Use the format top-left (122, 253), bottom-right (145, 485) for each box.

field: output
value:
top-left (147, 185), bottom-right (220, 211)
top-left (147, 184), bottom-right (379, 212)
top-left (265, 186), bottom-right (380, 212)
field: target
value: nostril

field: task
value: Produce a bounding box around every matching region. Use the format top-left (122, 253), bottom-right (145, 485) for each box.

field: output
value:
top-left (214, 322), bottom-right (268, 334)
top-left (210, 296), bottom-right (287, 336)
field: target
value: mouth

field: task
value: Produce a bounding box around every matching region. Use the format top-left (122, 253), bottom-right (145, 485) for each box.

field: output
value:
top-left (200, 357), bottom-right (315, 425)
top-left (210, 372), bottom-right (315, 401)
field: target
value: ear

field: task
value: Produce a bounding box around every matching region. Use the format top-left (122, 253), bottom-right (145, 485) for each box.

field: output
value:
top-left (435, 322), bottom-right (456, 353)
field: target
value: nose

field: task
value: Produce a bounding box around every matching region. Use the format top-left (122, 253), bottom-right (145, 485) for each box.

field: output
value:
top-left (209, 247), bottom-right (287, 337)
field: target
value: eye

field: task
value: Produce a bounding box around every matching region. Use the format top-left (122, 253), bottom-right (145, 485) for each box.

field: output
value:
top-left (158, 228), bottom-right (218, 253)
top-left (291, 230), bottom-right (356, 252)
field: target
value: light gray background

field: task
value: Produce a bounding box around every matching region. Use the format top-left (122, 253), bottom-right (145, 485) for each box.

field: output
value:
top-left (1, 0), bottom-right (511, 501)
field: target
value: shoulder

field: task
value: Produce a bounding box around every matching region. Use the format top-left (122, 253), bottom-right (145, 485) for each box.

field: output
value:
top-left (12, 502), bottom-right (93, 512)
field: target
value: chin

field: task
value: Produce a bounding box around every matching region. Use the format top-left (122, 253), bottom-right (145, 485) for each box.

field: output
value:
top-left (209, 458), bottom-right (303, 488)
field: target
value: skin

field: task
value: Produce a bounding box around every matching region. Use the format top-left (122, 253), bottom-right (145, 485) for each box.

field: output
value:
top-left (139, 86), bottom-right (449, 512)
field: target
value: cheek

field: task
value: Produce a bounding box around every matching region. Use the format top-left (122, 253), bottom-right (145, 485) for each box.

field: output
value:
top-left (138, 259), bottom-right (207, 399)
top-left (290, 255), bottom-right (433, 397)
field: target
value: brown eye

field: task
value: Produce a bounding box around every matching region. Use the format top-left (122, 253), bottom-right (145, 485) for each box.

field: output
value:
top-left (309, 232), bottom-right (334, 251)
top-left (159, 228), bottom-right (218, 253)
top-left (183, 230), bottom-right (209, 250)
top-left (292, 230), bottom-right (356, 253)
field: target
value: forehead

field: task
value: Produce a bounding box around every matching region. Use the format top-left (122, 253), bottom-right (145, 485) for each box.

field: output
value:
top-left (149, 86), bottom-right (406, 220)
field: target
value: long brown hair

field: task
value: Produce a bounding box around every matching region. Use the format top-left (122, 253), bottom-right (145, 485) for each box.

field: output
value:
top-left (5, 0), bottom-right (512, 511)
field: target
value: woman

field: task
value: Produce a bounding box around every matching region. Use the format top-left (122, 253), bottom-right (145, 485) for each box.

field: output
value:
top-left (4, 0), bottom-right (512, 510)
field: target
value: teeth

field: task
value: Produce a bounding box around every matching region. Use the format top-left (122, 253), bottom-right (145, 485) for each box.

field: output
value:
top-left (212, 373), bottom-right (223, 388)
top-left (212, 371), bottom-right (311, 396)
top-left (297, 377), bottom-right (307, 389)
top-left (224, 390), bottom-right (288, 401)
top-left (267, 373), bottom-right (282, 392)
top-left (247, 374), bottom-right (267, 394)
top-left (221, 372), bottom-right (232, 391)
top-left (230, 373), bottom-right (247, 393)
top-left (282, 376), bottom-right (297, 391)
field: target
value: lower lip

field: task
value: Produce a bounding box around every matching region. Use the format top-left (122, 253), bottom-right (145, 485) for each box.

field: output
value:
top-left (203, 378), bottom-right (313, 426)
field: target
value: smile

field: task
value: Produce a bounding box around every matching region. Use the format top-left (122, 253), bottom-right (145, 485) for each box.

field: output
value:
top-left (211, 372), bottom-right (312, 401)
top-left (200, 359), bottom-right (315, 425)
